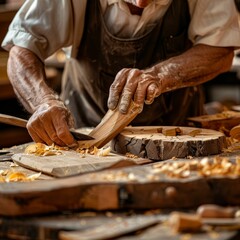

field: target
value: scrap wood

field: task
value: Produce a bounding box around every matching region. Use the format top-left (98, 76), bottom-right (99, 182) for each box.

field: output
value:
top-left (187, 111), bottom-right (240, 134)
top-left (59, 214), bottom-right (164, 240)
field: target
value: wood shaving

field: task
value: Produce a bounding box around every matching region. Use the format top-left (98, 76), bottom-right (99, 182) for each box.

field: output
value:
top-left (25, 143), bottom-right (66, 156)
top-left (188, 129), bottom-right (202, 137)
top-left (152, 156), bottom-right (240, 178)
top-left (102, 171), bottom-right (137, 182)
top-left (77, 146), bottom-right (111, 157)
top-left (125, 152), bottom-right (139, 159)
top-left (0, 169), bottom-right (41, 182)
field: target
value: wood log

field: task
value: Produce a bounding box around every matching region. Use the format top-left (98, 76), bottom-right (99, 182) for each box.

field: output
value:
top-left (111, 126), bottom-right (227, 160)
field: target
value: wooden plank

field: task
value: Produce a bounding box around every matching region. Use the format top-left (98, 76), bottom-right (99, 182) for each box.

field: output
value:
top-left (78, 101), bottom-right (141, 149)
top-left (0, 212), bottom-right (120, 240)
top-left (59, 215), bottom-right (164, 240)
top-left (0, 163), bottom-right (223, 216)
top-left (0, 213), bottom-right (237, 240)
top-left (11, 150), bottom-right (143, 177)
top-left (1, 151), bottom-right (240, 217)
top-left (117, 225), bottom-right (239, 240)
top-left (111, 126), bottom-right (227, 160)
top-left (187, 111), bottom-right (240, 132)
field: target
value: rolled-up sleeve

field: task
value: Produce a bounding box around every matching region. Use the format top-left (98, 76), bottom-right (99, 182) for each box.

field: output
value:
top-left (1, 0), bottom-right (74, 61)
top-left (189, 0), bottom-right (240, 48)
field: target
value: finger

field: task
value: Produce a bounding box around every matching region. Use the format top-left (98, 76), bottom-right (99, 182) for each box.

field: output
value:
top-left (134, 81), bottom-right (147, 106)
top-left (27, 129), bottom-right (45, 144)
top-left (145, 83), bottom-right (159, 105)
top-left (119, 89), bottom-right (134, 113)
top-left (108, 69), bottom-right (130, 110)
top-left (119, 69), bottom-right (141, 113)
top-left (53, 111), bottom-right (78, 147)
top-left (108, 90), bottom-right (121, 110)
top-left (37, 110), bottom-right (67, 146)
top-left (46, 121), bottom-right (67, 146)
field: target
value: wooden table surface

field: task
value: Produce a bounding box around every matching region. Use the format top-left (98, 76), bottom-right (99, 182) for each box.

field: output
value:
top-left (0, 142), bottom-right (240, 240)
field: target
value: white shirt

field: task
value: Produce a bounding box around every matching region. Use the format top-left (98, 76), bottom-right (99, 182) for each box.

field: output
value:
top-left (101, 0), bottom-right (172, 37)
top-left (2, 0), bottom-right (240, 61)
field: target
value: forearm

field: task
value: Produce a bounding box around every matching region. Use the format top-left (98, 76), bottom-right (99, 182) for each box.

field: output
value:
top-left (7, 46), bottom-right (57, 114)
top-left (154, 44), bottom-right (234, 93)
top-left (109, 44), bottom-right (234, 113)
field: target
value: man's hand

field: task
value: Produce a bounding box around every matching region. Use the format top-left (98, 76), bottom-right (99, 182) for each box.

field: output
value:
top-left (27, 99), bottom-right (78, 147)
top-left (7, 46), bottom-right (78, 147)
top-left (108, 44), bottom-right (234, 114)
top-left (108, 68), bottom-right (162, 114)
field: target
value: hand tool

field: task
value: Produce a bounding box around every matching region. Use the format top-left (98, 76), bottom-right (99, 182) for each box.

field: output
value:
top-left (0, 113), bottom-right (94, 141)
top-left (0, 151), bottom-right (13, 162)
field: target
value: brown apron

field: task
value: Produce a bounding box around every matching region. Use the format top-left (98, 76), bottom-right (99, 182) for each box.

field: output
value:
top-left (61, 0), bottom-right (205, 128)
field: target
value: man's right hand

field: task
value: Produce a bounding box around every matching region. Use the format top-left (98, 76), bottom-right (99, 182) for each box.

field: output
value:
top-left (7, 46), bottom-right (78, 147)
top-left (27, 99), bottom-right (78, 147)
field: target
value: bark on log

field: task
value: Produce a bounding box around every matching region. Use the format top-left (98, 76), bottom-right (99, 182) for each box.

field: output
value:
top-left (111, 126), bottom-right (227, 160)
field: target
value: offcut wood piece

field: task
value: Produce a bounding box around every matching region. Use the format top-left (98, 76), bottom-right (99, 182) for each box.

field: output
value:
top-left (111, 126), bottom-right (227, 160)
top-left (168, 212), bottom-right (202, 233)
top-left (168, 211), bottom-right (240, 233)
top-left (187, 111), bottom-right (240, 133)
top-left (77, 101), bottom-right (141, 149)
top-left (230, 124), bottom-right (240, 140)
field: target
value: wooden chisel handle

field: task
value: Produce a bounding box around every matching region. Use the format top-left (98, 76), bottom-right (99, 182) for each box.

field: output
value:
top-left (0, 113), bottom-right (27, 128)
top-left (197, 204), bottom-right (240, 219)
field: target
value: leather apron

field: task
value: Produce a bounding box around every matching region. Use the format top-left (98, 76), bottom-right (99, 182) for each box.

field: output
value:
top-left (62, 0), bottom-right (205, 128)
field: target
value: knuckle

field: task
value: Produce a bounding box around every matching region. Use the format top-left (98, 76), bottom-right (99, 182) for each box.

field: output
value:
top-left (57, 129), bottom-right (67, 139)
top-left (50, 134), bottom-right (59, 142)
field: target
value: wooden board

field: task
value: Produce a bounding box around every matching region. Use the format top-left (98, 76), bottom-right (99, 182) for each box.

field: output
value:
top-left (11, 150), bottom-right (148, 177)
top-left (187, 111), bottom-right (240, 132)
top-left (0, 212), bottom-right (238, 240)
top-left (111, 126), bottom-right (227, 160)
top-left (0, 157), bottom-right (240, 217)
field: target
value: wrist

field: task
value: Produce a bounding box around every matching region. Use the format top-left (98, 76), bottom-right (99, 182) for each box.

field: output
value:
top-left (42, 93), bottom-right (61, 103)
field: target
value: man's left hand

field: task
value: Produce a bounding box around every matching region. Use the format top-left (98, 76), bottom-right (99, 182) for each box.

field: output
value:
top-left (107, 67), bottom-right (162, 113)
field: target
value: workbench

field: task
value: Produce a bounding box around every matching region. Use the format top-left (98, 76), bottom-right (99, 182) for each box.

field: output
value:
top-left (0, 140), bottom-right (240, 240)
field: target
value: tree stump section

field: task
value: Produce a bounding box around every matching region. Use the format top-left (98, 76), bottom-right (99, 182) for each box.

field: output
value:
top-left (111, 126), bottom-right (227, 160)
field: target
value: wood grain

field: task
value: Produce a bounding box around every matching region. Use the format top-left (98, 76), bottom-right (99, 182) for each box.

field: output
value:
top-left (78, 101), bottom-right (141, 149)
top-left (1, 160), bottom-right (240, 217)
top-left (0, 215), bottom-right (237, 240)
top-left (11, 150), bottom-right (145, 177)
